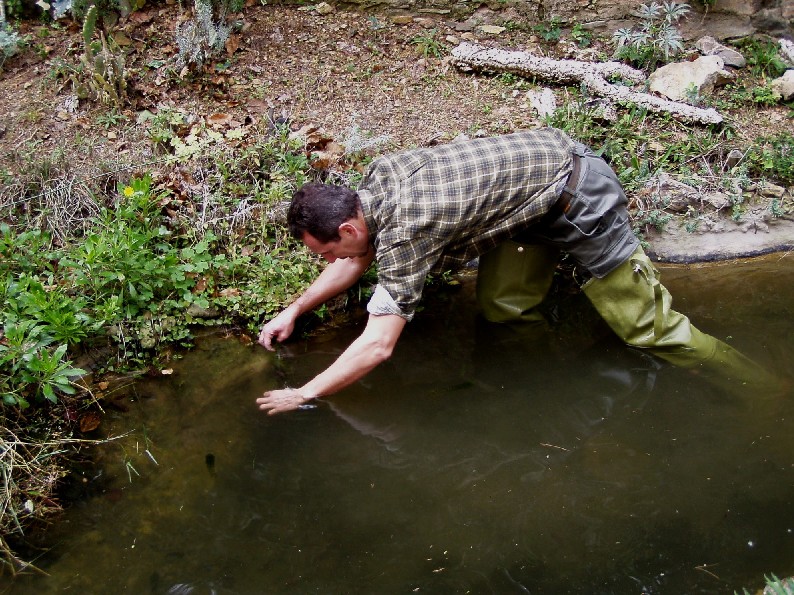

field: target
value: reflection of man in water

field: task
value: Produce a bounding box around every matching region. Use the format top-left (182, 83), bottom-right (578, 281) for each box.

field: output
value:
top-left (256, 128), bottom-right (776, 414)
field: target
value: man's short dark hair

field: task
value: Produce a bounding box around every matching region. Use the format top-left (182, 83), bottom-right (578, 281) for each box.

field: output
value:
top-left (287, 183), bottom-right (361, 243)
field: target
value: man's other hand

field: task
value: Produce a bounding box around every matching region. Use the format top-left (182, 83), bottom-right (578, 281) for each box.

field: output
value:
top-left (258, 307), bottom-right (298, 351)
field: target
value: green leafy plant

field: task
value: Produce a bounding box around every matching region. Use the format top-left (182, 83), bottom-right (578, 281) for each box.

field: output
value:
top-left (411, 29), bottom-right (446, 59)
top-left (533, 16), bottom-right (563, 42)
top-left (95, 109), bottom-right (128, 128)
top-left (0, 20), bottom-right (23, 70)
top-left (497, 72), bottom-right (520, 86)
top-left (71, 0), bottom-right (121, 24)
top-left (735, 37), bottom-right (788, 79)
top-left (746, 132), bottom-right (794, 186)
top-left (612, 1), bottom-right (690, 69)
top-left (0, 318), bottom-right (86, 409)
top-left (571, 22), bottom-right (592, 48)
top-left (736, 573), bottom-right (794, 595)
top-left (751, 84), bottom-right (782, 106)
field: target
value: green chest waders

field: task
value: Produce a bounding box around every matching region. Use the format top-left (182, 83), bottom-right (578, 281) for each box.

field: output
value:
top-left (583, 246), bottom-right (782, 397)
top-left (476, 240), bottom-right (560, 323)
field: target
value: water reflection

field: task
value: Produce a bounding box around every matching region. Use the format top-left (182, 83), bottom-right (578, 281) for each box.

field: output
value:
top-left (10, 254), bottom-right (794, 594)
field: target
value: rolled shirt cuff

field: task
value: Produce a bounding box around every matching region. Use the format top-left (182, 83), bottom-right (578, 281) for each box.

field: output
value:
top-left (366, 284), bottom-right (413, 321)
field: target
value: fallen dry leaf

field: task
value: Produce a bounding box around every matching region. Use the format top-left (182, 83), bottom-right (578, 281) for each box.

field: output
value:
top-left (79, 412), bottom-right (101, 433)
top-left (226, 33), bottom-right (240, 56)
top-left (208, 113), bottom-right (232, 127)
top-left (193, 276), bottom-right (208, 293)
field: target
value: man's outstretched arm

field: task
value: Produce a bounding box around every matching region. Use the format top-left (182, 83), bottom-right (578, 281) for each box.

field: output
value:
top-left (256, 313), bottom-right (407, 415)
top-left (258, 247), bottom-right (375, 350)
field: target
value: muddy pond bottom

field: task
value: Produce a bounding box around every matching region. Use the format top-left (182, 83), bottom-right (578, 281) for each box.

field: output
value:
top-left (12, 255), bottom-right (794, 594)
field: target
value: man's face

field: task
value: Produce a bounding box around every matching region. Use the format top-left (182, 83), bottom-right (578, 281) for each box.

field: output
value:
top-left (303, 225), bottom-right (369, 263)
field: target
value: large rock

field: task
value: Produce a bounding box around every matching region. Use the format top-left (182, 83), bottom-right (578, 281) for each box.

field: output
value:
top-left (648, 56), bottom-right (734, 102)
top-left (752, 8), bottom-right (794, 38)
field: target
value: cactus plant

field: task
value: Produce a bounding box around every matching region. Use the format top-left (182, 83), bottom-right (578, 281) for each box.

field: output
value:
top-left (71, 5), bottom-right (127, 107)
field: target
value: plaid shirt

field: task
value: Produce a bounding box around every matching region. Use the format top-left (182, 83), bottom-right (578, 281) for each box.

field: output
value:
top-left (358, 127), bottom-right (576, 320)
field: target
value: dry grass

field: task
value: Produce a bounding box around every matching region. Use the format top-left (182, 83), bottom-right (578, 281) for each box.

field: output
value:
top-left (0, 419), bottom-right (127, 576)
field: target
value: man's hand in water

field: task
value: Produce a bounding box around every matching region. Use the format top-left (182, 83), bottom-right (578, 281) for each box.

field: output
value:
top-left (257, 388), bottom-right (313, 415)
top-left (258, 306), bottom-right (299, 351)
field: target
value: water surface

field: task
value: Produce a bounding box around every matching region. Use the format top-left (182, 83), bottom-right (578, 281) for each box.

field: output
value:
top-left (10, 254), bottom-right (794, 594)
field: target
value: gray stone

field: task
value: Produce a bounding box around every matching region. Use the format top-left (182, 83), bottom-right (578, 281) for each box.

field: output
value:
top-left (785, 0), bottom-right (794, 20)
top-left (478, 24), bottom-right (506, 34)
top-left (187, 304), bottom-right (221, 319)
top-left (695, 35), bottom-right (746, 68)
top-left (714, 0), bottom-right (765, 16)
top-left (648, 56), bottom-right (734, 102)
top-left (678, 13), bottom-right (755, 41)
top-left (725, 148), bottom-right (745, 170)
top-left (780, 38), bottom-right (794, 66)
top-left (647, 173), bottom-right (699, 213)
top-left (751, 8), bottom-right (791, 38)
top-left (315, 1), bottom-right (334, 14)
top-left (702, 191), bottom-right (732, 210)
top-left (390, 15), bottom-right (414, 24)
top-left (757, 181), bottom-right (787, 199)
top-left (526, 88), bottom-right (556, 118)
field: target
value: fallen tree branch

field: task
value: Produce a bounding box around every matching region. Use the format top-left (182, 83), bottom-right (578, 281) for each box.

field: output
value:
top-left (450, 42), bottom-right (724, 126)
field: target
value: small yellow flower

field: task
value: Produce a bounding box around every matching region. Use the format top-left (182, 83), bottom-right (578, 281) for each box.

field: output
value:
top-left (123, 186), bottom-right (134, 197)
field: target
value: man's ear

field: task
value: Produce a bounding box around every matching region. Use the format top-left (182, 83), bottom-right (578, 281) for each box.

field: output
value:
top-left (338, 221), bottom-right (357, 237)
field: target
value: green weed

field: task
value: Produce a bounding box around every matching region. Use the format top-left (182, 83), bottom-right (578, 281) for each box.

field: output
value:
top-left (0, 317), bottom-right (86, 409)
top-left (533, 17), bottom-right (563, 43)
top-left (612, 1), bottom-right (690, 69)
top-left (411, 29), bottom-right (446, 59)
top-left (735, 37), bottom-right (788, 79)
top-left (95, 110), bottom-right (128, 128)
top-left (746, 132), bottom-right (794, 186)
top-left (570, 22), bottom-right (592, 48)
top-left (750, 84), bottom-right (782, 106)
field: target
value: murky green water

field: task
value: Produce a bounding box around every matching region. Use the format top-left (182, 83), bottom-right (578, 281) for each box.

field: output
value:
top-left (9, 254), bottom-right (794, 594)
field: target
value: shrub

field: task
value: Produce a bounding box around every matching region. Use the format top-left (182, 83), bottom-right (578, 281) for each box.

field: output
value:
top-left (612, 1), bottom-right (690, 69)
top-left (0, 20), bottom-right (23, 69)
top-left (746, 132), bottom-right (794, 187)
top-left (175, 0), bottom-right (231, 72)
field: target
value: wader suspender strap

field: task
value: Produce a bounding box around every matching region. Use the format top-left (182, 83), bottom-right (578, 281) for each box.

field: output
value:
top-left (630, 255), bottom-right (664, 341)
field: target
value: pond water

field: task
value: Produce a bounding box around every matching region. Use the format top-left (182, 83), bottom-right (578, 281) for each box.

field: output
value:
top-left (9, 254), bottom-right (794, 594)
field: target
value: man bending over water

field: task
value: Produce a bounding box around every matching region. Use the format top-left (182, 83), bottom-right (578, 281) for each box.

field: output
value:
top-left (256, 127), bottom-right (774, 414)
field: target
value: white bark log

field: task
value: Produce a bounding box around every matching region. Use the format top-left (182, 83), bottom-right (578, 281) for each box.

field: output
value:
top-left (450, 42), bottom-right (724, 126)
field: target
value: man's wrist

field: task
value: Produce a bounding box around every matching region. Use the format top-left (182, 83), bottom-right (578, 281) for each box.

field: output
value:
top-left (298, 384), bottom-right (320, 403)
top-left (286, 301), bottom-right (304, 319)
